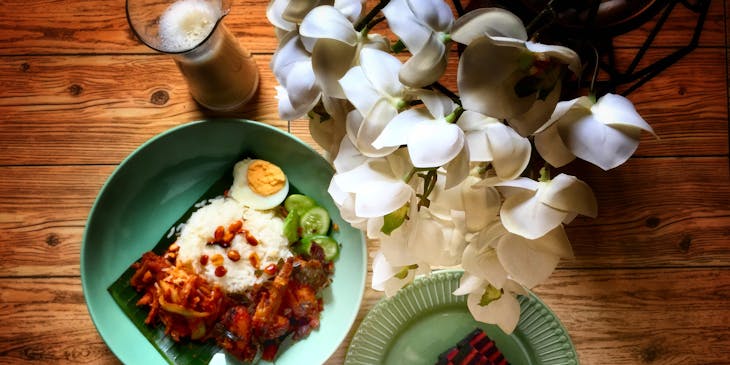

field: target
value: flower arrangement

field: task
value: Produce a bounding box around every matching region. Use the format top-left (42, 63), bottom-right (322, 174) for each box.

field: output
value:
top-left (267, 0), bottom-right (656, 333)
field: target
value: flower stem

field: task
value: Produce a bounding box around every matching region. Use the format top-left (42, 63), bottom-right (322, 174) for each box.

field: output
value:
top-left (362, 16), bottom-right (386, 35)
top-left (525, 0), bottom-right (557, 37)
top-left (451, 0), bottom-right (465, 16)
top-left (355, 0), bottom-right (391, 32)
top-left (391, 39), bottom-right (406, 53)
top-left (429, 82), bottom-right (461, 105)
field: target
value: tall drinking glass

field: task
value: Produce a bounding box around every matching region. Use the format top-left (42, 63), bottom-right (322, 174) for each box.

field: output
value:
top-left (126, 0), bottom-right (259, 111)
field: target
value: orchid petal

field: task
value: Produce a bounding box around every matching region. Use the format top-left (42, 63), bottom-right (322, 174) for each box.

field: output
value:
top-left (275, 86), bottom-right (310, 120)
top-left (400, 35), bottom-right (448, 87)
top-left (458, 36), bottom-right (531, 119)
top-left (339, 66), bottom-right (380, 115)
top-left (300, 6), bottom-right (358, 46)
top-left (333, 136), bottom-right (367, 173)
top-left (406, 0), bottom-right (454, 32)
top-left (382, 0), bottom-right (430, 52)
top-left (452, 8), bottom-right (527, 45)
top-left (462, 177), bottom-right (500, 232)
top-left (508, 81), bottom-right (562, 137)
top-left (467, 290), bottom-right (520, 334)
top-left (285, 61), bottom-right (319, 109)
top-left (496, 233), bottom-right (560, 288)
top-left (453, 272), bottom-right (485, 296)
top-left (540, 174), bottom-right (598, 218)
top-left (360, 48), bottom-right (405, 97)
top-left (560, 114), bottom-right (641, 170)
top-left (410, 212), bottom-right (461, 266)
top-left (356, 179), bottom-right (412, 218)
top-left (281, 0), bottom-right (322, 24)
top-left (420, 91), bottom-right (457, 119)
top-left (334, 0), bottom-right (363, 23)
top-left (536, 96), bottom-right (592, 134)
top-left (312, 39), bottom-right (357, 98)
top-left (527, 225), bottom-right (574, 259)
top-left (485, 122), bottom-right (531, 180)
top-left (372, 108), bottom-right (429, 149)
top-left (372, 251), bottom-right (397, 290)
top-left (357, 99), bottom-right (400, 157)
top-left (461, 243), bottom-right (508, 288)
top-left (534, 123), bottom-right (576, 167)
top-left (408, 121), bottom-right (465, 167)
top-left (309, 113), bottom-right (345, 159)
top-left (499, 189), bottom-right (567, 239)
top-left (266, 0), bottom-right (296, 32)
top-left (592, 94), bottom-right (656, 135)
top-left (271, 32), bottom-right (308, 82)
top-left (444, 144), bottom-right (470, 189)
top-left (495, 177), bottom-right (539, 191)
top-left (525, 41), bottom-right (581, 74)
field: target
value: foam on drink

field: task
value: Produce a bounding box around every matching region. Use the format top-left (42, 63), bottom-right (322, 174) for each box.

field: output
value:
top-left (158, 0), bottom-right (222, 52)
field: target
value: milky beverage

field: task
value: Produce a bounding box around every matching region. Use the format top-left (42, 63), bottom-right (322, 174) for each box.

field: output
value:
top-left (158, 0), bottom-right (258, 111)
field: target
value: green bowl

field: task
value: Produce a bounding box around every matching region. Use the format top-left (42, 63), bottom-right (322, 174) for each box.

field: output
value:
top-left (82, 119), bottom-right (367, 364)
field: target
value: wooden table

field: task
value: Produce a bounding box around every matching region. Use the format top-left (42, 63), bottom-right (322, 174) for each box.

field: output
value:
top-left (1, 0), bottom-right (729, 364)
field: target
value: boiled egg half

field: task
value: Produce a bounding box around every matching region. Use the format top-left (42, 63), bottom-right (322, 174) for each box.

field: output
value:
top-left (229, 158), bottom-right (289, 210)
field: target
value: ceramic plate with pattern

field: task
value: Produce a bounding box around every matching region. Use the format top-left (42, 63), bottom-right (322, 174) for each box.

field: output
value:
top-left (345, 270), bottom-right (577, 365)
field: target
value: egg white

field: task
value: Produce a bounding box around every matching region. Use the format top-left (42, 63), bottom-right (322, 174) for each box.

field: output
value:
top-left (229, 159), bottom-right (289, 210)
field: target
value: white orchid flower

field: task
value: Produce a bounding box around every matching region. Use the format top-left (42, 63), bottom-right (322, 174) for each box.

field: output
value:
top-left (451, 8), bottom-right (581, 137)
top-left (453, 271), bottom-right (526, 334)
top-left (466, 220), bottom-right (573, 289)
top-left (308, 97), bottom-right (352, 160)
top-left (372, 250), bottom-right (430, 297)
top-left (457, 110), bottom-right (531, 180)
top-left (428, 172), bottom-right (500, 233)
top-left (267, 0), bottom-right (360, 36)
top-left (271, 32), bottom-right (320, 120)
top-left (534, 93), bottom-right (657, 170)
top-left (382, 0), bottom-right (454, 87)
top-left (340, 48), bottom-right (413, 157)
top-left (373, 91), bottom-right (465, 171)
top-left (496, 174), bottom-right (597, 240)
top-left (301, 4), bottom-right (389, 99)
top-left (328, 146), bottom-right (414, 220)
top-left (271, 1), bottom-right (388, 120)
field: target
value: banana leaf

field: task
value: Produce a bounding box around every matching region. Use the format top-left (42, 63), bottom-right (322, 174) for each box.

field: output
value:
top-left (107, 173), bottom-right (232, 365)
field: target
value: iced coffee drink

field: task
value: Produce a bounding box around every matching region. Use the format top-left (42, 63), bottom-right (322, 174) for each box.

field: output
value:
top-left (128, 0), bottom-right (258, 111)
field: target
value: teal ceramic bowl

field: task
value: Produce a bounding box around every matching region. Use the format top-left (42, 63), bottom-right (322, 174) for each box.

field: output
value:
top-left (82, 119), bottom-right (367, 364)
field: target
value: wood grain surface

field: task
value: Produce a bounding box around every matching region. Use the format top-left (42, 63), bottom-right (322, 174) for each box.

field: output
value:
top-left (0, 0), bottom-right (728, 364)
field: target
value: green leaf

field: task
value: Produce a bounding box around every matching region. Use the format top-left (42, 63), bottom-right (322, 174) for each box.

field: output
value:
top-left (107, 172), bottom-right (234, 365)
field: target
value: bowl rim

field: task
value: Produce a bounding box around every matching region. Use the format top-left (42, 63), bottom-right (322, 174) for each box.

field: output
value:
top-left (81, 118), bottom-right (367, 364)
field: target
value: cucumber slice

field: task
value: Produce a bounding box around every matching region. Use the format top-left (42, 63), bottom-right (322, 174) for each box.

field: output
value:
top-left (283, 210), bottom-right (299, 244)
top-left (299, 206), bottom-right (330, 236)
top-left (301, 235), bottom-right (340, 261)
top-left (284, 194), bottom-right (316, 214)
top-left (292, 238), bottom-right (313, 257)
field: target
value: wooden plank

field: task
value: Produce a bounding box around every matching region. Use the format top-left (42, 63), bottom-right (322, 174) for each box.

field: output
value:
top-left (3, 268), bottom-right (729, 364)
top-left (0, 0), bottom-right (724, 56)
top-left (0, 277), bottom-right (121, 365)
top-left (0, 54), bottom-right (284, 165)
top-left (561, 157), bottom-right (730, 268)
top-left (533, 268), bottom-right (730, 365)
top-left (1, 157), bottom-right (728, 277)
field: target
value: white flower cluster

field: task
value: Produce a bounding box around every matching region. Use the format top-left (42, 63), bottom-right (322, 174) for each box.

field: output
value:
top-left (267, 0), bottom-right (655, 333)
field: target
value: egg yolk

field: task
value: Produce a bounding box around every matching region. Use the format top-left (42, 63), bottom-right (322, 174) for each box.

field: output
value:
top-left (246, 160), bottom-right (286, 196)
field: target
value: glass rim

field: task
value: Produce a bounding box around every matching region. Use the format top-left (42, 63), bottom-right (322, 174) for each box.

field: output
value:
top-left (125, 0), bottom-right (230, 55)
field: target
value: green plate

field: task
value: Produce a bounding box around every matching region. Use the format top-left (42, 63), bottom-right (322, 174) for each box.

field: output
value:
top-left (82, 119), bottom-right (367, 364)
top-left (345, 270), bottom-right (577, 365)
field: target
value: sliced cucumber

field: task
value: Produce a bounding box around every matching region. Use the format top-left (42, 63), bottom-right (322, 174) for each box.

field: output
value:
top-left (301, 235), bottom-right (340, 261)
top-left (299, 206), bottom-right (330, 236)
top-left (284, 194), bottom-right (316, 214)
top-left (282, 210), bottom-right (299, 244)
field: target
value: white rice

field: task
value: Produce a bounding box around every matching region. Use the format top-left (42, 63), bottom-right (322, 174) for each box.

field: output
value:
top-left (176, 196), bottom-right (292, 293)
